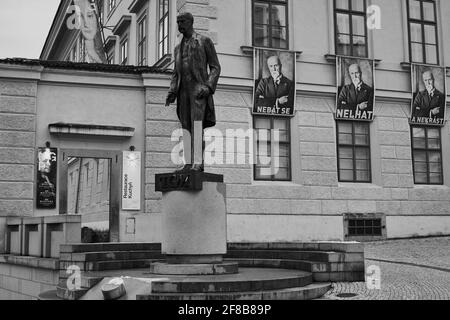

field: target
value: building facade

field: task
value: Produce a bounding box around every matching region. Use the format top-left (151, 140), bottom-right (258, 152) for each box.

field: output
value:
top-left (1, 0), bottom-right (450, 247)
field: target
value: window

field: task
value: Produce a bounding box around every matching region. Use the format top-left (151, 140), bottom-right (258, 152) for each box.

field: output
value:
top-left (254, 116), bottom-right (291, 181)
top-left (337, 121), bottom-right (371, 182)
top-left (107, 51), bottom-right (114, 64)
top-left (120, 38), bottom-right (128, 65)
top-left (411, 126), bottom-right (443, 184)
top-left (70, 45), bottom-right (78, 62)
top-left (84, 163), bottom-right (90, 186)
top-left (137, 15), bottom-right (147, 66)
top-left (407, 0), bottom-right (439, 65)
top-left (108, 0), bottom-right (117, 15)
top-left (79, 35), bottom-right (86, 62)
top-left (335, 0), bottom-right (368, 57)
top-left (252, 0), bottom-right (288, 49)
top-left (97, 0), bottom-right (104, 23)
top-left (348, 218), bottom-right (382, 236)
top-left (158, 0), bottom-right (170, 59)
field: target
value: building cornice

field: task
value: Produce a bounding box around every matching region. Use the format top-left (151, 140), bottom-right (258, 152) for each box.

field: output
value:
top-left (40, 0), bottom-right (71, 60)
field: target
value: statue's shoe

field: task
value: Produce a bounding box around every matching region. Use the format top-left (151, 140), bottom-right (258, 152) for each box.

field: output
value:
top-left (191, 164), bottom-right (204, 172)
top-left (174, 164), bottom-right (191, 173)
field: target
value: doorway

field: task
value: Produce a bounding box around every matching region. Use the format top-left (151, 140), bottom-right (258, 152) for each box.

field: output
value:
top-left (59, 149), bottom-right (121, 242)
top-left (67, 157), bottom-right (111, 243)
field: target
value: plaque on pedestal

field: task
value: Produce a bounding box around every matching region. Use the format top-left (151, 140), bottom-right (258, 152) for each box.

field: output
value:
top-left (155, 172), bottom-right (223, 192)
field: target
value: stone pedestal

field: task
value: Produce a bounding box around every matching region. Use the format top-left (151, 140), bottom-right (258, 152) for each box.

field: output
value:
top-left (154, 172), bottom-right (232, 274)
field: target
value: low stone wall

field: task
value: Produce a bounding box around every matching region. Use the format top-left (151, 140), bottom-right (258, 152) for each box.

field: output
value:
top-left (0, 255), bottom-right (59, 300)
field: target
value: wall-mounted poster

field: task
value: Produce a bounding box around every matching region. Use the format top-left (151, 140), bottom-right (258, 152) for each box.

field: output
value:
top-left (253, 48), bottom-right (296, 117)
top-left (36, 148), bottom-right (57, 209)
top-left (336, 57), bottom-right (375, 121)
top-left (122, 151), bottom-right (141, 211)
top-left (410, 64), bottom-right (447, 126)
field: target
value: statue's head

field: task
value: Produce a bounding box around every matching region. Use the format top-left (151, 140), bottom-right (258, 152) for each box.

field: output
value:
top-left (177, 12), bottom-right (194, 36)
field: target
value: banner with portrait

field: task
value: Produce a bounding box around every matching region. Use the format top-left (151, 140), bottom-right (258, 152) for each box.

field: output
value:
top-left (410, 64), bottom-right (447, 126)
top-left (336, 57), bottom-right (375, 121)
top-left (36, 148), bottom-right (57, 209)
top-left (253, 48), bottom-right (296, 117)
top-left (71, 0), bottom-right (107, 63)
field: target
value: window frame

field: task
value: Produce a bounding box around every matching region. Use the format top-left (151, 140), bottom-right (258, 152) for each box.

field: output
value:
top-left (253, 116), bottom-right (292, 182)
top-left (108, 0), bottom-right (117, 16)
top-left (120, 37), bottom-right (129, 65)
top-left (158, 0), bottom-right (170, 60)
top-left (336, 121), bottom-right (372, 183)
top-left (334, 0), bottom-right (369, 58)
top-left (252, 0), bottom-right (289, 49)
top-left (406, 0), bottom-right (439, 65)
top-left (137, 13), bottom-right (148, 66)
top-left (411, 125), bottom-right (444, 185)
top-left (107, 51), bottom-right (114, 65)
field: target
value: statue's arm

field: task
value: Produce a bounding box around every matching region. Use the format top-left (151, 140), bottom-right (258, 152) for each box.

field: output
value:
top-left (204, 37), bottom-right (221, 94)
top-left (168, 67), bottom-right (179, 95)
top-left (166, 48), bottom-right (179, 106)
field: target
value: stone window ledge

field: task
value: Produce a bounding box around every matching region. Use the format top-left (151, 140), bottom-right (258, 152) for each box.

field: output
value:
top-left (325, 54), bottom-right (382, 66)
top-left (49, 123), bottom-right (135, 137)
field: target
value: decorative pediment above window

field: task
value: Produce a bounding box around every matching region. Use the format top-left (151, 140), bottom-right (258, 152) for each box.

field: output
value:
top-left (49, 123), bottom-right (135, 137)
top-left (153, 53), bottom-right (173, 70)
top-left (113, 15), bottom-right (132, 36)
top-left (240, 46), bottom-right (302, 60)
top-left (104, 36), bottom-right (118, 53)
top-left (128, 0), bottom-right (148, 14)
top-left (325, 54), bottom-right (381, 66)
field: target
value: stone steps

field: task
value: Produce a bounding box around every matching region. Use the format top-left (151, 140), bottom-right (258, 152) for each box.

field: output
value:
top-left (137, 283), bottom-right (332, 300)
top-left (56, 284), bottom-right (90, 300)
top-left (60, 243), bottom-right (161, 254)
top-left (227, 242), bottom-right (363, 253)
top-left (228, 258), bottom-right (365, 273)
top-left (60, 250), bottom-right (164, 262)
top-left (87, 259), bottom-right (155, 271)
top-left (150, 270), bottom-right (312, 294)
top-left (37, 290), bottom-right (63, 300)
top-left (227, 258), bottom-right (365, 282)
top-left (225, 250), bottom-right (363, 263)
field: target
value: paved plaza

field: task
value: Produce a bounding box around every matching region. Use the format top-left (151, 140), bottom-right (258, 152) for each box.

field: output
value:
top-left (324, 237), bottom-right (450, 300)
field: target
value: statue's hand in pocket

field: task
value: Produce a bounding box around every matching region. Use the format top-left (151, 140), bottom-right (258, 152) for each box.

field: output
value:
top-left (197, 85), bottom-right (211, 99)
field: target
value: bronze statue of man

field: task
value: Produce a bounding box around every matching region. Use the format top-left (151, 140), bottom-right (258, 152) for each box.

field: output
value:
top-left (165, 12), bottom-right (221, 172)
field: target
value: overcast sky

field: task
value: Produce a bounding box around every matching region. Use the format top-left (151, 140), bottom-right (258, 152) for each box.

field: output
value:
top-left (0, 0), bottom-right (60, 59)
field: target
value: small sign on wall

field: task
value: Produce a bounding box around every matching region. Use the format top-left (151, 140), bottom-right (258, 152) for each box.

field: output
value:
top-left (37, 147), bottom-right (57, 209)
top-left (122, 151), bottom-right (141, 210)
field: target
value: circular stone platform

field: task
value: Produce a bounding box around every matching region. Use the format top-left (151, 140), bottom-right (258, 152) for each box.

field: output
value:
top-left (149, 262), bottom-right (239, 275)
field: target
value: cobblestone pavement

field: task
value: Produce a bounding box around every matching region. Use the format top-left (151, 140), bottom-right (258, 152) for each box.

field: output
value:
top-left (324, 237), bottom-right (450, 300)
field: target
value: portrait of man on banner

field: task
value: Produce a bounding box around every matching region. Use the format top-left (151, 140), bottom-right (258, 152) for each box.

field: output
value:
top-left (410, 65), bottom-right (447, 126)
top-left (253, 49), bottom-right (296, 117)
top-left (336, 57), bottom-right (375, 121)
